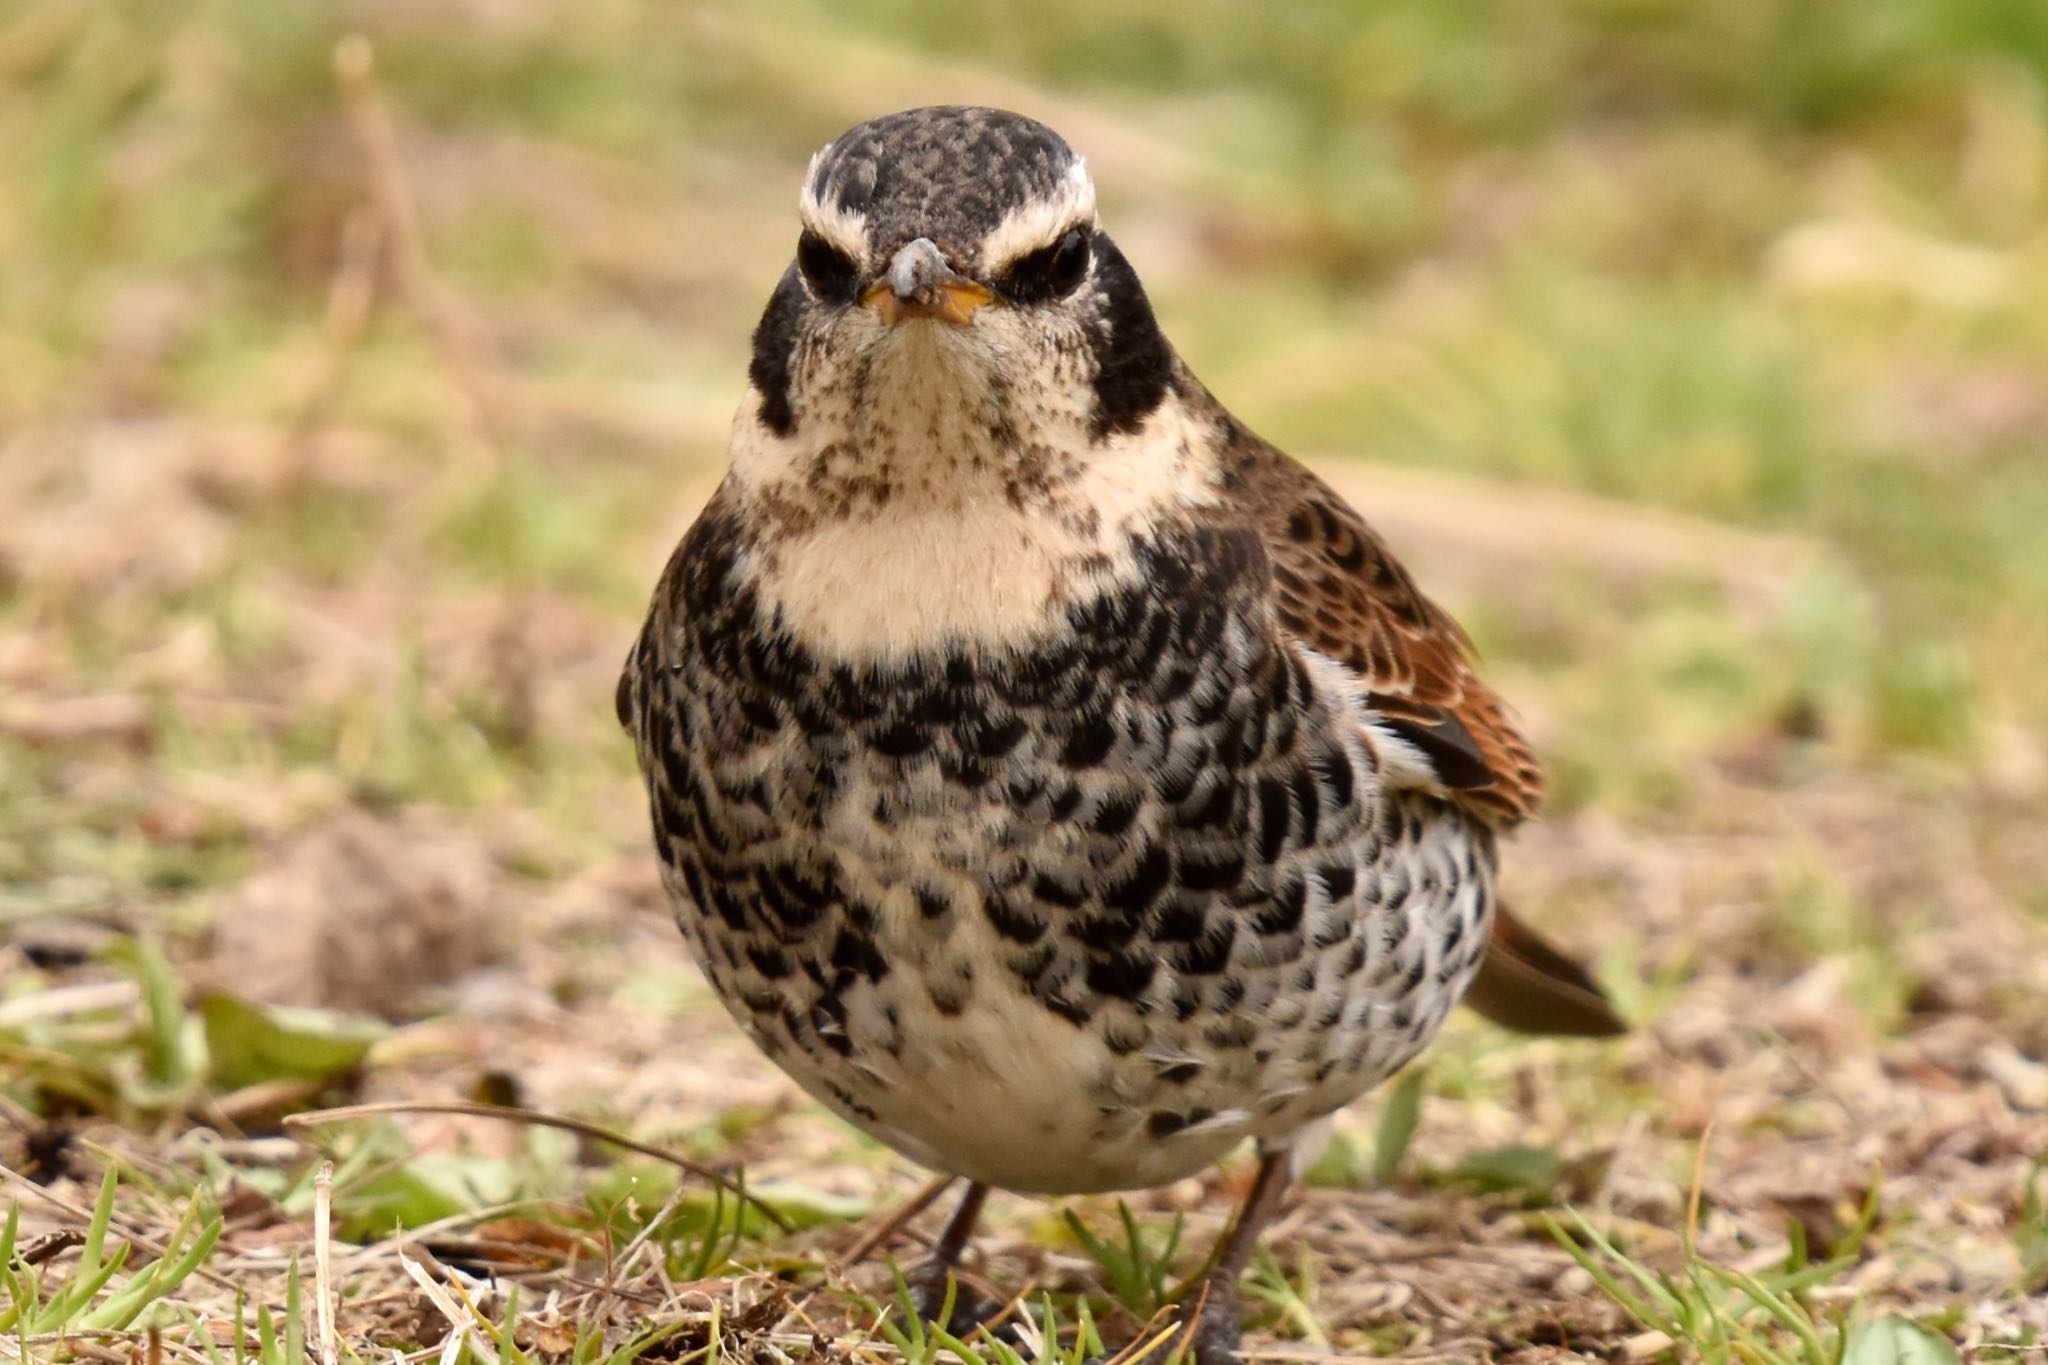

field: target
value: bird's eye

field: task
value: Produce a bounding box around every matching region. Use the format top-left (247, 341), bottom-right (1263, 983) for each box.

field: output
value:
top-left (1001, 227), bottom-right (1092, 304)
top-left (796, 230), bottom-right (859, 304)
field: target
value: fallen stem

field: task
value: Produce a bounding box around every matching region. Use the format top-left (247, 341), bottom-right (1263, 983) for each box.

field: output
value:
top-left (282, 1100), bottom-right (794, 1233)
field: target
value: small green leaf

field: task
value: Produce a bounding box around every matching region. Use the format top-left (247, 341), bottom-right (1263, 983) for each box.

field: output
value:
top-left (1301, 1131), bottom-right (1368, 1189)
top-left (340, 1152), bottom-right (521, 1235)
top-left (1447, 1143), bottom-right (1564, 1196)
top-left (1843, 1317), bottom-right (1961, 1365)
top-left (117, 937), bottom-right (197, 1088)
top-left (1372, 1067), bottom-right (1427, 1182)
top-left (743, 1180), bottom-right (869, 1227)
top-left (201, 994), bottom-right (384, 1093)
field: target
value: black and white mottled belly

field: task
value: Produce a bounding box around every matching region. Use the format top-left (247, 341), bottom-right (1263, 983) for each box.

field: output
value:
top-left (624, 510), bottom-right (1495, 1194)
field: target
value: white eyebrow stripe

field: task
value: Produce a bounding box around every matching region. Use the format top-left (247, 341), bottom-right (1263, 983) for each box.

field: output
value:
top-left (976, 158), bottom-right (1098, 276)
top-left (798, 147), bottom-right (871, 263)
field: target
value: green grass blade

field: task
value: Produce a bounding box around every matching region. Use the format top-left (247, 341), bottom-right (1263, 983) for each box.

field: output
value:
top-left (1069, 1297), bottom-right (1103, 1364)
top-left (255, 1303), bottom-right (279, 1365)
top-left (475, 1282), bottom-right (529, 1365)
top-left (45, 1240), bottom-right (131, 1327)
top-left (930, 1322), bottom-right (993, 1365)
top-left (0, 1260), bottom-right (33, 1335)
top-left (284, 1258), bottom-right (304, 1365)
top-left (74, 1166), bottom-right (121, 1285)
top-left (1546, 1212), bottom-right (1679, 1332)
top-left (1372, 1068), bottom-right (1426, 1182)
top-left (601, 1317), bottom-right (694, 1365)
top-left (83, 1214), bottom-right (224, 1331)
top-left (1710, 1263), bottom-right (1832, 1364)
top-left (179, 1304), bottom-right (229, 1365)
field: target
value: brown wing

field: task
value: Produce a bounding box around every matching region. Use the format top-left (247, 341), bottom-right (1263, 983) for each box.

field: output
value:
top-left (1232, 440), bottom-right (1544, 825)
top-left (1225, 428), bottom-right (1625, 1038)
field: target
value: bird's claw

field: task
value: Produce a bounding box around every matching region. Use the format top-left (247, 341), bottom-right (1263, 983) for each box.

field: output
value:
top-left (1082, 1294), bottom-right (1241, 1365)
top-left (906, 1266), bottom-right (1013, 1345)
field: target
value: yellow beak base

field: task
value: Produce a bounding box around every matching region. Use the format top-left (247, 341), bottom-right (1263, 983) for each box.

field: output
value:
top-left (862, 280), bottom-right (994, 326)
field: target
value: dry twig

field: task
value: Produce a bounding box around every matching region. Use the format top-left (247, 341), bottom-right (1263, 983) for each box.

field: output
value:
top-left (332, 33), bottom-right (506, 467)
top-left (830, 1172), bottom-right (957, 1272)
top-left (282, 1099), bottom-right (795, 1232)
top-left (313, 1160), bottom-right (339, 1365)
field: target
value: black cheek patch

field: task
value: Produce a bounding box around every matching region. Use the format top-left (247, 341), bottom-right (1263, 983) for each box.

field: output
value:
top-left (747, 266), bottom-right (807, 437)
top-left (1086, 233), bottom-right (1175, 439)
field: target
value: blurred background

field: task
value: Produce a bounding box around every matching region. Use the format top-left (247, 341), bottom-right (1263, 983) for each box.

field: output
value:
top-left (4, 0), bottom-right (2047, 1357)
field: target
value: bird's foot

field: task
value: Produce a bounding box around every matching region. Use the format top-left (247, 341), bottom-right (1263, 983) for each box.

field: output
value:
top-left (1158, 1287), bottom-right (1242, 1365)
top-left (1090, 1290), bottom-right (1241, 1365)
top-left (905, 1263), bottom-right (1008, 1343)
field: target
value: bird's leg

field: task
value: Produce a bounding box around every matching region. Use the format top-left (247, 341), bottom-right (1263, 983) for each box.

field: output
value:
top-left (908, 1180), bottom-right (994, 1333)
top-left (1169, 1150), bottom-right (1293, 1365)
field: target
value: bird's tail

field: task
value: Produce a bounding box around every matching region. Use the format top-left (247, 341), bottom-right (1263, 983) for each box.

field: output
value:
top-left (1462, 902), bottom-right (1627, 1037)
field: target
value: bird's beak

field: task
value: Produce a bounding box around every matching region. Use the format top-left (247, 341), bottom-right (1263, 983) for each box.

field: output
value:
top-left (862, 237), bottom-right (994, 326)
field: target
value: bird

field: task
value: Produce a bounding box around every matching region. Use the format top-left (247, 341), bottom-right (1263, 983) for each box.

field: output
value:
top-left (617, 105), bottom-right (1623, 1363)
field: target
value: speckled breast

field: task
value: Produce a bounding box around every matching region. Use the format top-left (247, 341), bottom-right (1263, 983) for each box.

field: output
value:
top-left (623, 509), bottom-right (1497, 1193)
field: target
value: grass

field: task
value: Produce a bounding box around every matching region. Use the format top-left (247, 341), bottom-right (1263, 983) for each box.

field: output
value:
top-left (1554, 1207), bottom-right (1959, 1365)
top-left (1548, 1165), bottom-right (1981, 1365)
top-left (5, 0), bottom-right (2048, 1359)
top-left (0, 1170), bottom-right (221, 1346)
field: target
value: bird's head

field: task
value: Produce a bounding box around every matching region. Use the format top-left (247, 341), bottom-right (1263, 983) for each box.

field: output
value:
top-left (736, 106), bottom-right (1177, 499)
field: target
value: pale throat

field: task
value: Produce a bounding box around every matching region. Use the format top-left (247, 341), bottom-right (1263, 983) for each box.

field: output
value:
top-left (728, 361), bottom-right (1220, 663)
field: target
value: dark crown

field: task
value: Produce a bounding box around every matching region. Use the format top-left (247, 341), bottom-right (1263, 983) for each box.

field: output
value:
top-left (805, 106), bottom-right (1082, 263)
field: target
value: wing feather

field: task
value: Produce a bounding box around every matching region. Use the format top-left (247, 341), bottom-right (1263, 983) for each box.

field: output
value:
top-left (1211, 409), bottom-right (1625, 1037)
top-left (1229, 432), bottom-right (1544, 824)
